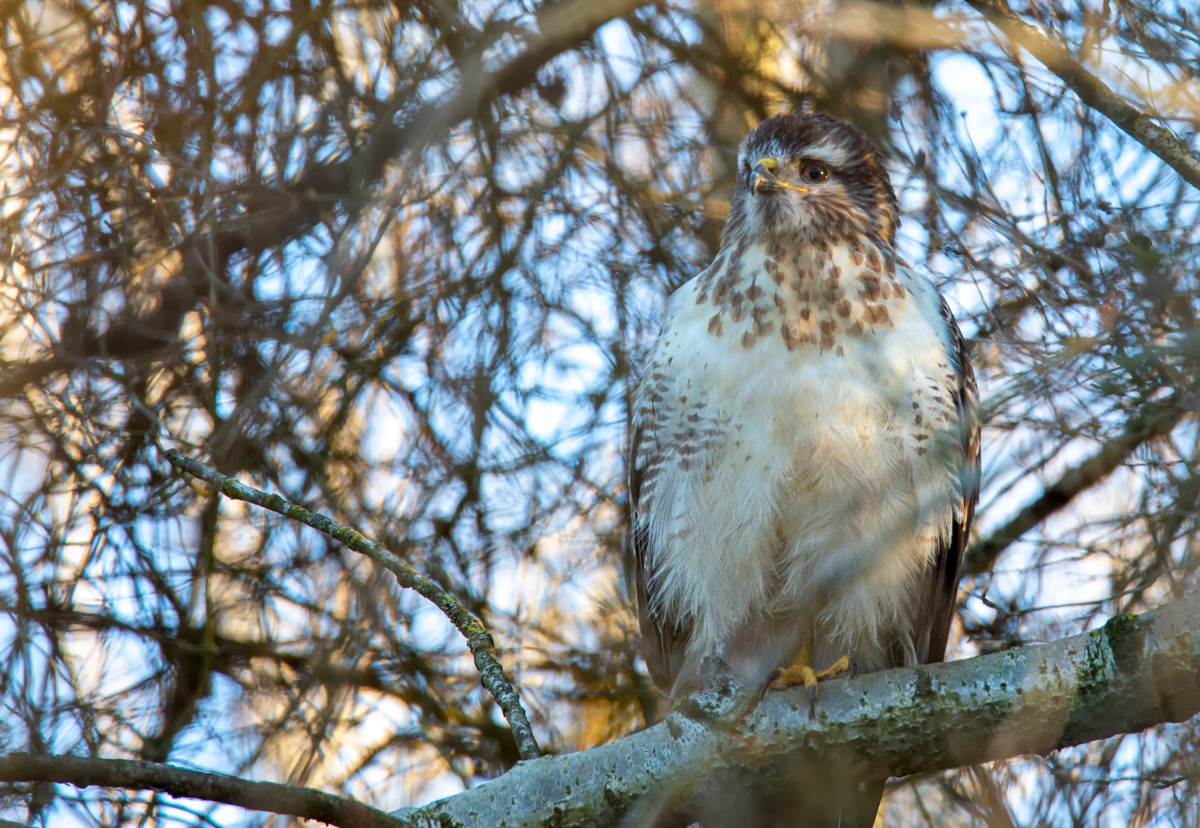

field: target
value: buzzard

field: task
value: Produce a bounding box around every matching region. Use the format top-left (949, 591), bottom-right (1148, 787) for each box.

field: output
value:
top-left (629, 113), bottom-right (979, 825)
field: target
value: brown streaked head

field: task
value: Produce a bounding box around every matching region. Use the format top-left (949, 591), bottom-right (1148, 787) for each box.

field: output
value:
top-left (721, 112), bottom-right (899, 251)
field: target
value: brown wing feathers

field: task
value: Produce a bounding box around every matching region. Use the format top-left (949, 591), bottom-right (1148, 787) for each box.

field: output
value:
top-left (630, 421), bottom-right (692, 694)
top-left (915, 298), bottom-right (979, 665)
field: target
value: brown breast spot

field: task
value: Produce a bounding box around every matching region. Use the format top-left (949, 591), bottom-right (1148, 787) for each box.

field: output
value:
top-left (866, 247), bottom-right (881, 272)
top-left (863, 304), bottom-right (890, 325)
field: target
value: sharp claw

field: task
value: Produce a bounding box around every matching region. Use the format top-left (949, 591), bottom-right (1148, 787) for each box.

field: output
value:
top-left (848, 657), bottom-right (858, 679)
top-left (806, 682), bottom-right (817, 719)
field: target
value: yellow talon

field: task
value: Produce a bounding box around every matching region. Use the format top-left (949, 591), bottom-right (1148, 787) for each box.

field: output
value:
top-left (764, 629), bottom-right (856, 717)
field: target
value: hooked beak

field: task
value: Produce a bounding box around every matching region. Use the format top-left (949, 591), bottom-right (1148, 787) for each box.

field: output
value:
top-left (749, 156), bottom-right (810, 196)
top-left (751, 158), bottom-right (778, 196)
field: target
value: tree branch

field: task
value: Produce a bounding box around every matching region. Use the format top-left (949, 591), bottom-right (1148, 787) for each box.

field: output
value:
top-left (162, 448), bottom-right (540, 761)
top-left (966, 0), bottom-right (1200, 192)
top-left (391, 590), bottom-right (1200, 828)
top-left (964, 399), bottom-right (1186, 576)
top-left (8, 582), bottom-right (1200, 827)
top-left (0, 754), bottom-right (404, 828)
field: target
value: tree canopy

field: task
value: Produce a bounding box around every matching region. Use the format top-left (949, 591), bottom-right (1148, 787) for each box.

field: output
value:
top-left (2, 0), bottom-right (1200, 825)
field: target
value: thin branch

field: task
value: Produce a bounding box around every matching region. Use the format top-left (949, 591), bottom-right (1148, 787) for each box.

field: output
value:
top-left (0, 754), bottom-right (404, 828)
top-left (162, 448), bottom-right (540, 761)
top-left (967, 0), bottom-right (1200, 191)
top-left (964, 399), bottom-right (1186, 576)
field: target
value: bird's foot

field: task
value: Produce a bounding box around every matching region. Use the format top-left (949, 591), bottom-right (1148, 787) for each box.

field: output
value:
top-left (764, 654), bottom-right (856, 717)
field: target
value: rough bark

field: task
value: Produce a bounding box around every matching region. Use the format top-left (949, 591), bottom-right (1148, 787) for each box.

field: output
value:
top-left (396, 590), bottom-right (1200, 827)
top-left (4, 581), bottom-right (1200, 827)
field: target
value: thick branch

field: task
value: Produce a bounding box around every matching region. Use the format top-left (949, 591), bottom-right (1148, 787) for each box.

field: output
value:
top-left (967, 0), bottom-right (1200, 191)
top-left (0, 754), bottom-right (402, 828)
top-left (964, 400), bottom-right (1185, 576)
top-left (391, 590), bottom-right (1200, 828)
top-left (8, 564), bottom-right (1200, 828)
top-left (163, 449), bottom-right (540, 761)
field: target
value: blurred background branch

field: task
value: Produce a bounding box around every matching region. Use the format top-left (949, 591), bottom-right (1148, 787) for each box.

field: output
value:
top-left (0, 753), bottom-right (406, 828)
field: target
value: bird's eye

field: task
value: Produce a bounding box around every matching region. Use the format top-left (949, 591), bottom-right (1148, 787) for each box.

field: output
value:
top-left (803, 162), bottom-right (830, 183)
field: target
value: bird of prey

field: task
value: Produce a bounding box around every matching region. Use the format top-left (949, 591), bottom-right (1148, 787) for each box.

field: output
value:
top-left (628, 113), bottom-right (979, 825)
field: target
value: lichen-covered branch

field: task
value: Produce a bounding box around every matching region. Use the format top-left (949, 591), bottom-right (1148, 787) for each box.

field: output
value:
top-left (162, 449), bottom-right (540, 761)
top-left (394, 590), bottom-right (1200, 828)
top-left (0, 754), bottom-right (404, 828)
top-left (6, 565), bottom-right (1200, 827)
top-left (964, 399), bottom-right (1186, 576)
top-left (967, 0), bottom-right (1200, 192)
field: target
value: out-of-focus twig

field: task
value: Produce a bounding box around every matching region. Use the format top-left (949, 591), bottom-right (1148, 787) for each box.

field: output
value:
top-left (163, 448), bottom-right (540, 761)
top-left (967, 0), bottom-right (1200, 192)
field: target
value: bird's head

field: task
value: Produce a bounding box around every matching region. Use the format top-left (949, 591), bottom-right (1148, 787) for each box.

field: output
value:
top-left (722, 112), bottom-right (899, 251)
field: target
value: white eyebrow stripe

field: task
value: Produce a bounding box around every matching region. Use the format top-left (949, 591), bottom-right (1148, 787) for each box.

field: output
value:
top-left (799, 141), bottom-right (853, 167)
top-left (740, 138), bottom-right (854, 171)
top-left (739, 139), bottom-right (790, 171)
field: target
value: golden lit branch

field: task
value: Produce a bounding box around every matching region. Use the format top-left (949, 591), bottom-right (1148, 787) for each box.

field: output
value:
top-left (967, 0), bottom-right (1200, 191)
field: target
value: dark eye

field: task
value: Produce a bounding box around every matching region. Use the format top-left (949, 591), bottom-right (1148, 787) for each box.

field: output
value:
top-left (803, 162), bottom-right (829, 183)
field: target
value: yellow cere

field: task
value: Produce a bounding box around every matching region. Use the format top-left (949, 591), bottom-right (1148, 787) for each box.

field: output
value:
top-left (753, 156), bottom-right (810, 194)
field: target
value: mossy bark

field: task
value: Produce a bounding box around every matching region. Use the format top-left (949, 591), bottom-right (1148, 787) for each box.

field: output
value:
top-left (398, 591), bottom-right (1200, 828)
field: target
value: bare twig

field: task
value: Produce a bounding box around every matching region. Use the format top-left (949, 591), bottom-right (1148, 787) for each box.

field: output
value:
top-left (0, 754), bottom-right (405, 828)
top-left (967, 0), bottom-right (1200, 192)
top-left (162, 448), bottom-right (540, 761)
top-left (964, 400), bottom-right (1186, 576)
